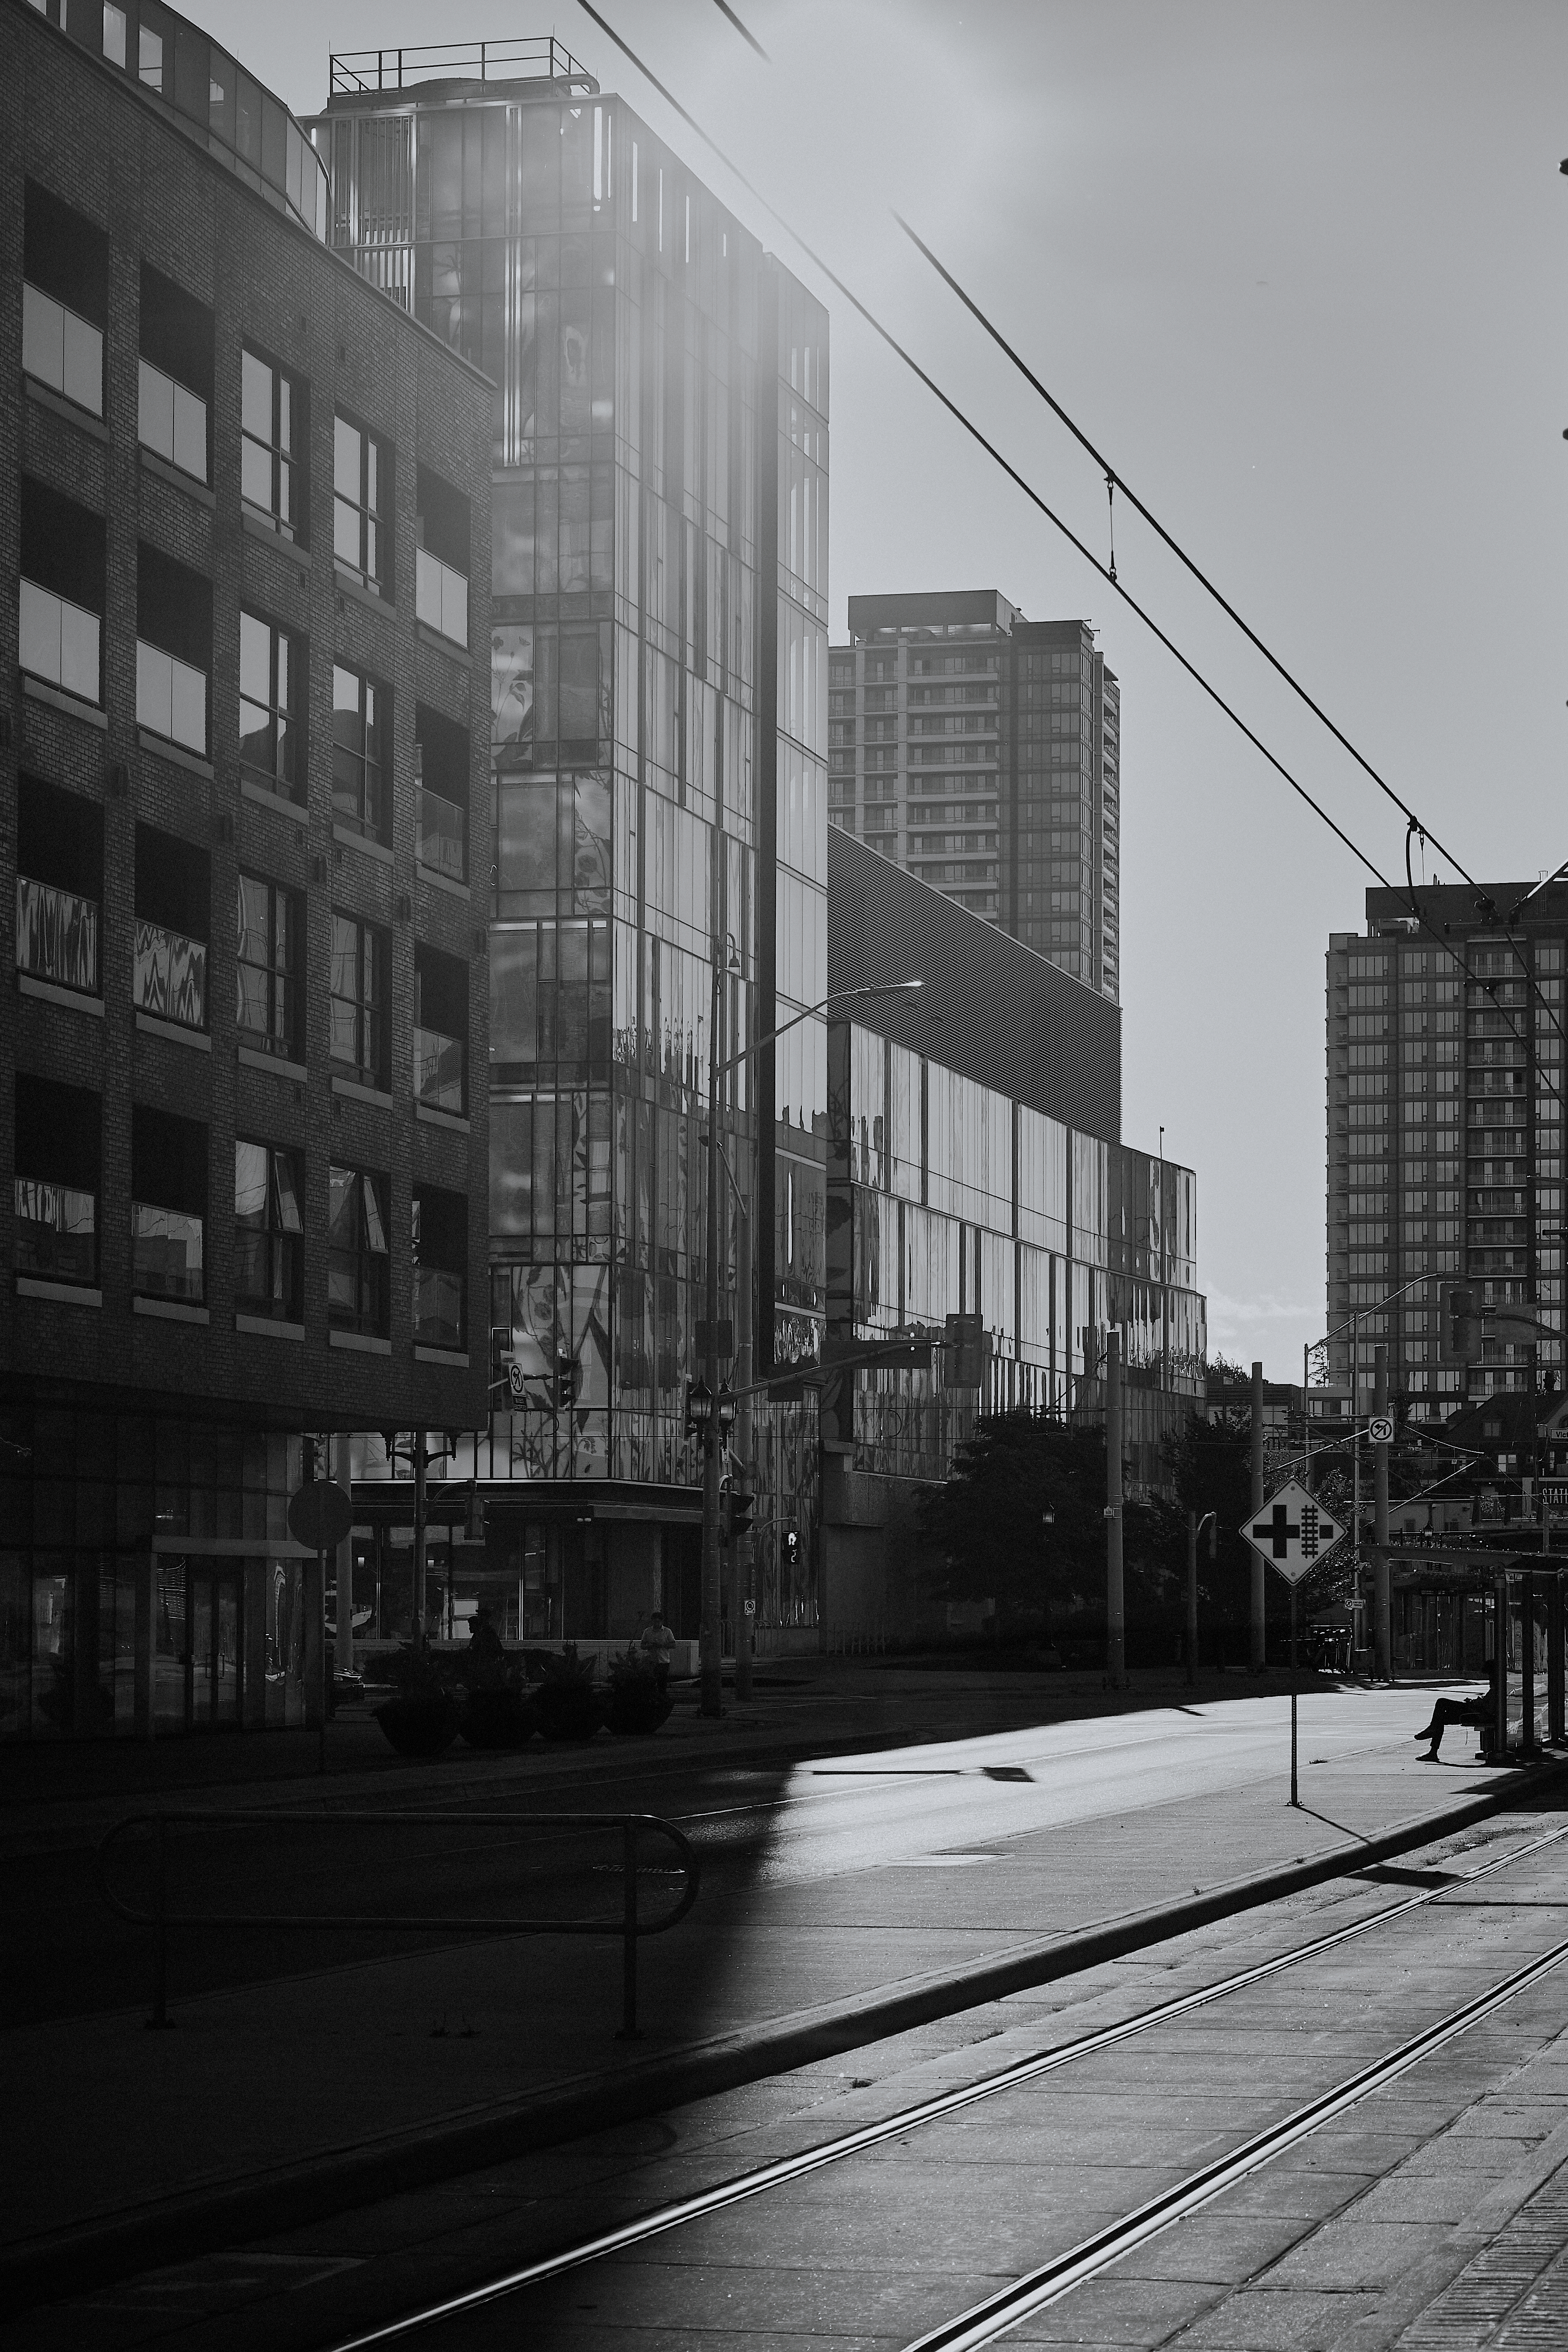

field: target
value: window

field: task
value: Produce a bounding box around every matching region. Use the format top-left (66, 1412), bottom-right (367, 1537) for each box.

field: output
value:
top-left (137, 2), bottom-right (166, 89)
top-left (328, 1165), bottom-right (390, 1337)
top-left (330, 664), bottom-right (387, 842)
top-left (235, 874), bottom-right (302, 1061)
top-left (138, 265), bottom-right (212, 483)
top-left (241, 346), bottom-right (300, 537)
top-left (134, 825), bottom-right (209, 1032)
top-left (414, 701), bottom-right (468, 883)
top-left (16, 776), bottom-right (102, 998)
top-left (330, 914), bottom-right (388, 1089)
top-left (103, 4), bottom-right (127, 68)
top-left (415, 464), bottom-right (470, 647)
top-left (14, 1076), bottom-right (99, 1288)
top-left (413, 943), bottom-right (467, 1114)
top-left (235, 1140), bottom-right (303, 1322)
top-left (413, 1186), bottom-right (466, 1350)
top-left (136, 543), bottom-right (210, 755)
top-left (238, 611), bottom-right (301, 794)
top-left (22, 182), bottom-right (107, 418)
top-left (18, 476), bottom-right (103, 705)
top-left (131, 1105), bottom-right (207, 1303)
top-left (333, 412), bottom-right (388, 591)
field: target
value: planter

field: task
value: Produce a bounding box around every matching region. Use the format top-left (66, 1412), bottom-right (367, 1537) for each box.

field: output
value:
top-left (373, 1696), bottom-right (458, 1757)
top-left (459, 1688), bottom-right (537, 1750)
top-left (534, 1684), bottom-right (602, 1742)
top-left (607, 1685), bottom-right (675, 1737)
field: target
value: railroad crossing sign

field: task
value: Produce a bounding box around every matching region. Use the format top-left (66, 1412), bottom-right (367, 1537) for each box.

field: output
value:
top-left (1239, 1480), bottom-right (1345, 1587)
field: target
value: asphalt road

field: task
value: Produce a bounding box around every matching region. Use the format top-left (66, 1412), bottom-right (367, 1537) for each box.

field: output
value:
top-left (17, 1796), bottom-right (1568, 2352)
top-left (4, 1685), bottom-right (1444, 2027)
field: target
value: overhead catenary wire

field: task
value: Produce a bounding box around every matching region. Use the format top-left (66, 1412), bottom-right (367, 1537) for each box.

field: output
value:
top-left (572, 1), bottom-right (1566, 1134)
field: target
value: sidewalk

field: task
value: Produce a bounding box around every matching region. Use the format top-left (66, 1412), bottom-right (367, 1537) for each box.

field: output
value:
top-left (4, 1677), bottom-right (1562, 2312)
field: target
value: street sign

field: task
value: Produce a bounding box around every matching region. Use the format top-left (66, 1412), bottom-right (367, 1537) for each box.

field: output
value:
top-left (1368, 1414), bottom-right (1395, 1444)
top-left (288, 1478), bottom-right (353, 1553)
top-left (1239, 1480), bottom-right (1345, 1588)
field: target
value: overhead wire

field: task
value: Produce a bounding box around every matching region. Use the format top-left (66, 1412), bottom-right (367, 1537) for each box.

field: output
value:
top-left (574, 0), bottom-right (1566, 1269)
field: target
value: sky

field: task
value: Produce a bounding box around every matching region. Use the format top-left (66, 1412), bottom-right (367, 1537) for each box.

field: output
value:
top-left (207, 0), bottom-right (1568, 1381)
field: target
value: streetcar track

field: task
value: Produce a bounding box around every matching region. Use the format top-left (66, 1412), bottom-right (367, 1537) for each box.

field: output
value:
top-left (316, 1818), bottom-right (1568, 2350)
top-left (899, 1926), bottom-right (1568, 2351)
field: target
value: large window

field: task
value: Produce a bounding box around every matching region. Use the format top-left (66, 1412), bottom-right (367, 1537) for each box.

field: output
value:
top-left (138, 264), bottom-right (212, 484)
top-left (413, 942), bottom-right (467, 1114)
top-left (131, 1105), bottom-right (207, 1304)
top-left (238, 610), bottom-right (301, 794)
top-left (241, 346), bottom-right (301, 538)
top-left (134, 824), bottom-right (209, 1033)
top-left (235, 1140), bottom-right (303, 1322)
top-left (14, 1075), bottom-right (99, 1288)
top-left (330, 913), bottom-right (388, 1089)
top-left (136, 543), bottom-right (210, 756)
top-left (415, 464), bottom-right (470, 648)
top-left (16, 776), bottom-right (102, 999)
top-left (415, 701), bottom-right (468, 884)
top-left (328, 1165), bottom-right (390, 1337)
top-left (235, 873), bottom-right (302, 1060)
top-left (333, 412), bottom-right (388, 592)
top-left (22, 181), bottom-right (107, 418)
top-left (413, 1186), bottom-right (466, 1350)
top-left (18, 476), bottom-right (103, 706)
top-left (331, 663), bottom-right (387, 843)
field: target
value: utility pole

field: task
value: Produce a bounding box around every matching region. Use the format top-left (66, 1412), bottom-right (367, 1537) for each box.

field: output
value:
top-left (699, 946), bottom-right (724, 1720)
top-left (1374, 1342), bottom-right (1391, 1682)
top-left (1106, 1326), bottom-right (1125, 1689)
top-left (1249, 1360), bottom-right (1265, 1670)
top-left (734, 1161), bottom-right (755, 1705)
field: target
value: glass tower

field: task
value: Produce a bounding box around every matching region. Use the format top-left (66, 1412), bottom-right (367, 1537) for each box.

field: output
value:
top-left (312, 46), bottom-right (828, 1633)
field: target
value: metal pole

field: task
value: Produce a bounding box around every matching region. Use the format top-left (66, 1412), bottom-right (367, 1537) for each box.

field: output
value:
top-left (735, 1143), bottom-right (755, 1705)
top-left (333, 1431), bottom-right (354, 1679)
top-left (1522, 1570), bottom-right (1537, 1757)
top-left (617, 1817), bottom-right (640, 2039)
top-left (1106, 1327), bottom-right (1125, 1689)
top-left (1549, 1568), bottom-right (1564, 1746)
top-left (1495, 1575), bottom-right (1510, 1759)
top-left (699, 950), bottom-right (724, 1719)
top-left (1382, 1345), bottom-right (1391, 1693)
top-left (1352, 1312), bottom-right (1361, 1661)
top-left (412, 1428), bottom-right (428, 1641)
top-left (1289, 1587), bottom-right (1299, 1806)
top-left (1186, 1509), bottom-right (1198, 1688)
top-left (1303, 1340), bottom-right (1313, 1496)
top-left (316, 1542), bottom-right (328, 1773)
top-left (1249, 1360), bottom-right (1265, 1670)
top-left (148, 1816), bottom-right (170, 2031)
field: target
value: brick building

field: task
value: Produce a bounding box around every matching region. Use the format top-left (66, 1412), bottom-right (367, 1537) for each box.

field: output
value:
top-left (0, 0), bottom-right (493, 1740)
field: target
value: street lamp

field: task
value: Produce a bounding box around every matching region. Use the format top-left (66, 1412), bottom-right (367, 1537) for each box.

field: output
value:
top-left (697, 966), bottom-right (924, 1717)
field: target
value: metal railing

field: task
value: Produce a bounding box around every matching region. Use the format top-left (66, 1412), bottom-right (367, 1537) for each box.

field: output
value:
top-left (98, 1808), bottom-right (699, 2038)
top-left (329, 39), bottom-right (596, 95)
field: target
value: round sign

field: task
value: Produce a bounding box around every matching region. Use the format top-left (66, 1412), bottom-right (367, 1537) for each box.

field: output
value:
top-left (1368, 1414), bottom-right (1395, 1444)
top-left (288, 1478), bottom-right (354, 1552)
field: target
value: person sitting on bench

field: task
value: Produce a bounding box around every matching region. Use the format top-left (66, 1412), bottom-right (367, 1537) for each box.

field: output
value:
top-left (1414, 1658), bottom-right (1500, 1760)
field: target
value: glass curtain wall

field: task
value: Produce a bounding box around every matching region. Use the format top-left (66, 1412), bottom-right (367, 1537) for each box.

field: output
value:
top-left (315, 85), bottom-right (829, 1621)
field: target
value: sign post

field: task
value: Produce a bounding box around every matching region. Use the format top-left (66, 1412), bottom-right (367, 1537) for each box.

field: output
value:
top-left (1239, 1480), bottom-right (1345, 1808)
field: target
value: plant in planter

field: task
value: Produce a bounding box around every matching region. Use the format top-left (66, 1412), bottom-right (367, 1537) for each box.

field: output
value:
top-left (373, 1640), bottom-right (459, 1757)
top-left (533, 1643), bottom-right (602, 1742)
top-left (605, 1642), bottom-right (675, 1737)
top-left (456, 1610), bottom-right (536, 1749)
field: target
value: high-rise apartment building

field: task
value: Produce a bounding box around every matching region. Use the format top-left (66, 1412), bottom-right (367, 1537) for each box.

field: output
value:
top-left (1325, 885), bottom-right (1566, 1421)
top-left (1, 0), bottom-right (493, 1740)
top-left (829, 590), bottom-right (1119, 1001)
top-left (311, 41), bottom-right (829, 1645)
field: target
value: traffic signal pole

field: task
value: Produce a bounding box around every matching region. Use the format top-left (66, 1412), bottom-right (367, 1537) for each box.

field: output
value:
top-left (700, 949), bottom-right (724, 1720)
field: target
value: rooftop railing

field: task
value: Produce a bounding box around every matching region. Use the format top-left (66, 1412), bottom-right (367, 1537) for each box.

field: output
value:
top-left (329, 39), bottom-right (597, 97)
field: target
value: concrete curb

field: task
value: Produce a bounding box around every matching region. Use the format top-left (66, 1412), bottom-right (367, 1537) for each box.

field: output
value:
top-left (5, 1758), bottom-right (1564, 2315)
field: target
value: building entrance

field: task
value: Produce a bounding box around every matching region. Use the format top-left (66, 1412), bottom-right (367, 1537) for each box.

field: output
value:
top-left (153, 1558), bottom-right (245, 1732)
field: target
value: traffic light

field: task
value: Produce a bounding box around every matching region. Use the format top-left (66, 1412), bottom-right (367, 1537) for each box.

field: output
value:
top-left (723, 1489), bottom-right (756, 1547)
top-left (1439, 1283), bottom-right (1483, 1365)
top-left (555, 1349), bottom-right (579, 1407)
top-left (783, 1527), bottom-right (800, 1571)
top-left (943, 1312), bottom-right (990, 1388)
